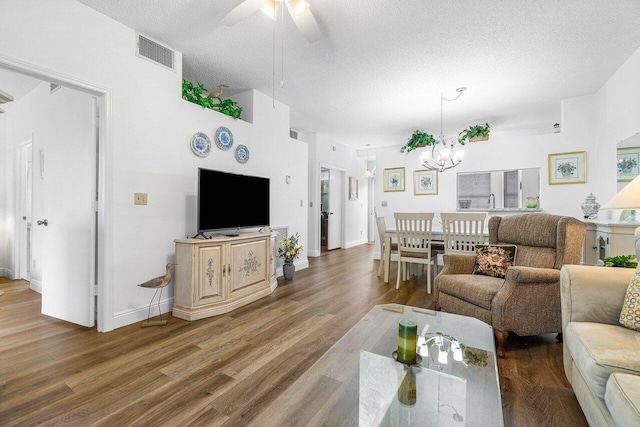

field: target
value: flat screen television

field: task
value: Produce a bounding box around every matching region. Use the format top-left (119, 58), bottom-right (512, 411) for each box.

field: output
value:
top-left (198, 168), bottom-right (270, 232)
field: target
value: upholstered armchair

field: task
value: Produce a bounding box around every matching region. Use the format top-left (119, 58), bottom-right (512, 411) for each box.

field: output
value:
top-left (433, 213), bottom-right (586, 357)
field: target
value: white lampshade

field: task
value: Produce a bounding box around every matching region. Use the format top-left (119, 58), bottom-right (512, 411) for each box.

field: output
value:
top-left (601, 175), bottom-right (640, 210)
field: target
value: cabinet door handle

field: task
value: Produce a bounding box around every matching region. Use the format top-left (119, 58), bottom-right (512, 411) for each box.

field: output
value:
top-left (223, 264), bottom-right (226, 276)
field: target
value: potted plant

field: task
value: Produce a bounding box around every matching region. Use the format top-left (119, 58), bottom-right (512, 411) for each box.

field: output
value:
top-left (458, 123), bottom-right (491, 143)
top-left (400, 130), bottom-right (437, 154)
top-left (278, 233), bottom-right (304, 280)
top-left (182, 79), bottom-right (243, 119)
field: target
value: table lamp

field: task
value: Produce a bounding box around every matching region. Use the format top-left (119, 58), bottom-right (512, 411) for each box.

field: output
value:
top-left (601, 174), bottom-right (640, 259)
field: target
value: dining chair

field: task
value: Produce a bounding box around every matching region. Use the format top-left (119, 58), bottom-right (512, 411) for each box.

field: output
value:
top-left (440, 212), bottom-right (487, 254)
top-left (394, 212), bottom-right (437, 293)
top-left (376, 216), bottom-right (398, 278)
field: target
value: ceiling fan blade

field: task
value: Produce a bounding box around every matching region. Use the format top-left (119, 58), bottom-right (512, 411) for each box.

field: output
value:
top-left (285, 1), bottom-right (321, 43)
top-left (221, 0), bottom-right (266, 26)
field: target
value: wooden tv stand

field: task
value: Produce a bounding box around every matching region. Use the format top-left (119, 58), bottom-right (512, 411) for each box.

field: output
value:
top-left (173, 233), bottom-right (277, 321)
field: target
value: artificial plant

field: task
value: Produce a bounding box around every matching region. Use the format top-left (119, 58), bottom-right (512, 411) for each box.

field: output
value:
top-left (458, 123), bottom-right (491, 144)
top-left (182, 79), bottom-right (243, 119)
top-left (400, 130), bottom-right (437, 154)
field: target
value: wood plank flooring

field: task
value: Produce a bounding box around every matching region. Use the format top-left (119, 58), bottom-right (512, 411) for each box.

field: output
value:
top-left (0, 244), bottom-right (587, 426)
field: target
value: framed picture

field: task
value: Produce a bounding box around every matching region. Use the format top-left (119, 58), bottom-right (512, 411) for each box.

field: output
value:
top-left (413, 170), bottom-right (438, 195)
top-left (383, 167), bottom-right (405, 192)
top-left (548, 151), bottom-right (586, 185)
top-left (349, 176), bottom-right (359, 200)
top-left (617, 146), bottom-right (640, 182)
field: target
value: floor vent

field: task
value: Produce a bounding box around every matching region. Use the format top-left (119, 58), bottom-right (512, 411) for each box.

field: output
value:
top-left (289, 129), bottom-right (298, 140)
top-left (137, 34), bottom-right (175, 71)
top-left (271, 226), bottom-right (288, 269)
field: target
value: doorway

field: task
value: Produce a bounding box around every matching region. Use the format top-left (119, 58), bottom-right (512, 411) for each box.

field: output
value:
top-left (320, 167), bottom-right (344, 251)
top-left (5, 68), bottom-right (98, 328)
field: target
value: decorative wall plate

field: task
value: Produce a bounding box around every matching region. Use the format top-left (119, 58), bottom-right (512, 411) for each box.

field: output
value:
top-left (235, 145), bottom-right (249, 163)
top-left (190, 132), bottom-right (211, 157)
top-left (215, 126), bottom-right (234, 151)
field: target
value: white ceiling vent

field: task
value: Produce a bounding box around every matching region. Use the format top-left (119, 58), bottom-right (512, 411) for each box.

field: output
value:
top-left (136, 34), bottom-right (175, 71)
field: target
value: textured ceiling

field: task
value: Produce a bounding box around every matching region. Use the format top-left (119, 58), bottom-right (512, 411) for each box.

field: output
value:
top-left (76, 0), bottom-right (640, 150)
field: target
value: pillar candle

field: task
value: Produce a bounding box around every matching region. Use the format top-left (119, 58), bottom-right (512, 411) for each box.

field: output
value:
top-left (397, 319), bottom-right (418, 364)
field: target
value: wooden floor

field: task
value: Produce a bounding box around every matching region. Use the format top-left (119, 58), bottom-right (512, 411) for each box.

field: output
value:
top-left (0, 244), bottom-right (587, 426)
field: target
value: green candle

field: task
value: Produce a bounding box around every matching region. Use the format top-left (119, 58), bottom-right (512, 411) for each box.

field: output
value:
top-left (397, 319), bottom-right (418, 364)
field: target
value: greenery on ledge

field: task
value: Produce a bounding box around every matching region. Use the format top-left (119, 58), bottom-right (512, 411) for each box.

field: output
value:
top-left (400, 130), bottom-right (437, 154)
top-left (458, 123), bottom-right (491, 144)
top-left (182, 79), bottom-right (243, 119)
top-left (603, 254), bottom-right (638, 268)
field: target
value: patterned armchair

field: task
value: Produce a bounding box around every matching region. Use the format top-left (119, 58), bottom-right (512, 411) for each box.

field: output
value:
top-left (434, 213), bottom-right (586, 357)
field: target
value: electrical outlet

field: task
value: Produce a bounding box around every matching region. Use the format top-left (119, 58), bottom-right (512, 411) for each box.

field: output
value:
top-left (134, 192), bottom-right (148, 205)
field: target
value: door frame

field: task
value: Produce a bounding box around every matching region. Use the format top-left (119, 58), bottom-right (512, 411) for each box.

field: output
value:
top-left (314, 163), bottom-right (346, 254)
top-left (14, 136), bottom-right (33, 283)
top-left (0, 53), bottom-right (114, 332)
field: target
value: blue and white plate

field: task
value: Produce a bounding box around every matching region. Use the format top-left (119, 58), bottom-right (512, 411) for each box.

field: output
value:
top-left (190, 132), bottom-right (211, 157)
top-left (235, 145), bottom-right (249, 164)
top-left (215, 126), bottom-right (234, 151)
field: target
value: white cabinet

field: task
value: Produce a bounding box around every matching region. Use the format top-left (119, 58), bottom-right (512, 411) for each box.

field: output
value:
top-left (173, 233), bottom-right (277, 321)
top-left (583, 220), bottom-right (637, 265)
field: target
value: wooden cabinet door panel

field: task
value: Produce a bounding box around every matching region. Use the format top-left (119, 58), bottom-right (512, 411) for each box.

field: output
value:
top-left (196, 245), bottom-right (224, 305)
top-left (229, 239), bottom-right (268, 297)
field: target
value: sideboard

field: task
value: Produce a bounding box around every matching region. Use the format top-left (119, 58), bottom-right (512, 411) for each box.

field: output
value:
top-left (173, 232), bottom-right (277, 321)
top-left (582, 220), bottom-right (638, 265)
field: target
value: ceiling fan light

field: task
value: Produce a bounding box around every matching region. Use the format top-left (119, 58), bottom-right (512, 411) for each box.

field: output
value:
top-left (260, 0), bottom-right (278, 19)
top-left (291, 0), bottom-right (310, 16)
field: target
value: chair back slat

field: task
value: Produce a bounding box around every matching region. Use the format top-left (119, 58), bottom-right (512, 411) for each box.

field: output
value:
top-left (394, 212), bottom-right (434, 256)
top-left (440, 212), bottom-right (487, 254)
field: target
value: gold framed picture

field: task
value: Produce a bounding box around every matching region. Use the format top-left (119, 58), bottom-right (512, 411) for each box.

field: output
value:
top-left (617, 146), bottom-right (640, 182)
top-left (383, 167), bottom-right (405, 192)
top-left (548, 151), bottom-right (586, 185)
top-left (413, 170), bottom-right (438, 195)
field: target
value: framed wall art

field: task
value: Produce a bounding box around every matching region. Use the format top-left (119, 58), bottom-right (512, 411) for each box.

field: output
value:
top-left (617, 146), bottom-right (640, 182)
top-left (383, 167), bottom-right (405, 192)
top-left (349, 176), bottom-right (359, 200)
top-left (413, 170), bottom-right (438, 195)
top-left (548, 151), bottom-right (586, 185)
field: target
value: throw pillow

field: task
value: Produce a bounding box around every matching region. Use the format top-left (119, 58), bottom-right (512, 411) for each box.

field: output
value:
top-left (619, 271), bottom-right (640, 331)
top-left (473, 244), bottom-right (517, 278)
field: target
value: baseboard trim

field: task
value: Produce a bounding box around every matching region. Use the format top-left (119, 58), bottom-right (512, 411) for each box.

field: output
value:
top-left (307, 249), bottom-right (320, 257)
top-left (1, 268), bottom-right (14, 279)
top-left (30, 278), bottom-right (42, 293)
top-left (345, 238), bottom-right (367, 249)
top-left (113, 297), bottom-right (174, 329)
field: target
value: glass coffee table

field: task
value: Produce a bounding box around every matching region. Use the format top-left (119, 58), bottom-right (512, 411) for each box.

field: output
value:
top-left (253, 304), bottom-right (503, 426)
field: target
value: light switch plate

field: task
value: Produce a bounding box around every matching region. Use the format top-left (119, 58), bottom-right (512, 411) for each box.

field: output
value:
top-left (134, 192), bottom-right (148, 205)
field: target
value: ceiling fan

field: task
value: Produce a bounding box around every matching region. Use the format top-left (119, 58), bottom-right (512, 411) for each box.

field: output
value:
top-left (221, 0), bottom-right (321, 43)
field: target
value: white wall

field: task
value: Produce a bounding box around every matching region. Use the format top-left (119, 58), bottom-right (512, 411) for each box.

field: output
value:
top-left (594, 45), bottom-right (640, 214)
top-left (0, 0), bottom-right (308, 330)
top-left (0, 114), bottom-right (6, 277)
top-left (307, 135), bottom-right (368, 256)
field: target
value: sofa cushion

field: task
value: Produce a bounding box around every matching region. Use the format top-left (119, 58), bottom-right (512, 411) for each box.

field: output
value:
top-left (619, 271), bottom-right (640, 332)
top-left (565, 321), bottom-right (640, 399)
top-left (473, 244), bottom-right (517, 278)
top-left (436, 274), bottom-right (503, 310)
top-left (605, 373), bottom-right (640, 427)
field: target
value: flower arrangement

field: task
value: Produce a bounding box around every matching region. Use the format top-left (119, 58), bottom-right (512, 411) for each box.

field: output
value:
top-left (278, 233), bottom-right (304, 264)
top-left (618, 157), bottom-right (638, 174)
top-left (557, 161), bottom-right (577, 177)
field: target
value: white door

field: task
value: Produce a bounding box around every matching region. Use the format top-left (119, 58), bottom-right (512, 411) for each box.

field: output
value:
top-left (18, 140), bottom-right (33, 280)
top-left (37, 88), bottom-right (96, 327)
top-left (327, 169), bottom-right (342, 250)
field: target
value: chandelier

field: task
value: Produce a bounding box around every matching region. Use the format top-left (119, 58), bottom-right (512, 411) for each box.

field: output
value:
top-left (420, 87), bottom-right (467, 172)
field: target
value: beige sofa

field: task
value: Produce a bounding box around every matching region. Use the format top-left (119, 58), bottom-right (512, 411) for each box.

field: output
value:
top-left (560, 265), bottom-right (640, 426)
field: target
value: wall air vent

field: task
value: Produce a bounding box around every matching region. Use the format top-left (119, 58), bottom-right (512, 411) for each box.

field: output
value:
top-left (289, 129), bottom-right (299, 140)
top-left (50, 83), bottom-right (61, 94)
top-left (136, 34), bottom-right (175, 71)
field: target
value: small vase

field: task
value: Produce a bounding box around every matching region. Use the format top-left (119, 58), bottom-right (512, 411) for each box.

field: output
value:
top-left (283, 262), bottom-right (295, 280)
top-left (581, 193), bottom-right (600, 219)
